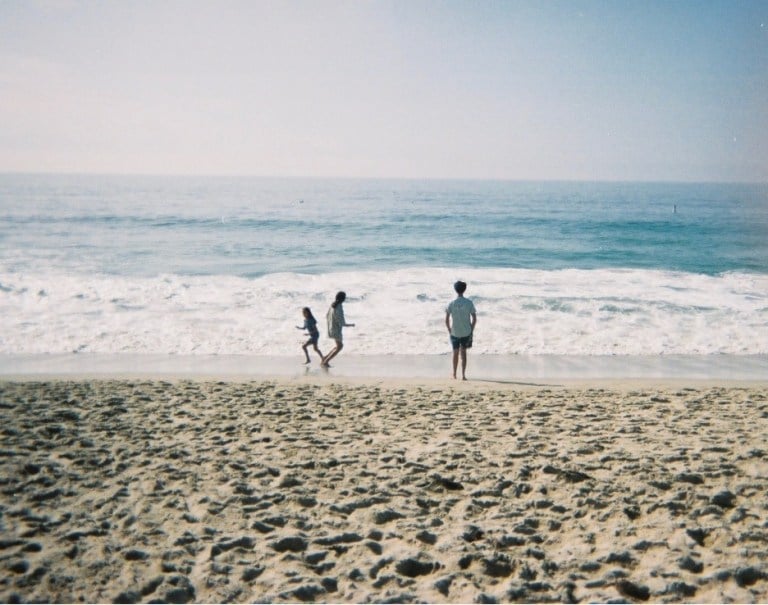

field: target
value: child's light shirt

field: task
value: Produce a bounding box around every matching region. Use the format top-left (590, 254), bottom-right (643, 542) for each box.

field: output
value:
top-left (446, 297), bottom-right (476, 338)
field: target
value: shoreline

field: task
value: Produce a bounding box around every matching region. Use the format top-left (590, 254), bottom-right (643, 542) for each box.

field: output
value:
top-left (2, 353), bottom-right (767, 385)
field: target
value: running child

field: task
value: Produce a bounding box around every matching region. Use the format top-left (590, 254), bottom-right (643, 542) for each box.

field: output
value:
top-left (297, 307), bottom-right (323, 364)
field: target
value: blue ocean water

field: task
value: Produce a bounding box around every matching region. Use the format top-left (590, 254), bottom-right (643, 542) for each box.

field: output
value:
top-left (1, 174), bottom-right (767, 356)
top-left (2, 174), bottom-right (767, 276)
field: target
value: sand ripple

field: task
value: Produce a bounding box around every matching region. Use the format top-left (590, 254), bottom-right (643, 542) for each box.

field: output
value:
top-left (1, 380), bottom-right (767, 603)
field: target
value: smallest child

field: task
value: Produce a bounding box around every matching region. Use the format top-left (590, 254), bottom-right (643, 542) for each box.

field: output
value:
top-left (297, 307), bottom-right (323, 364)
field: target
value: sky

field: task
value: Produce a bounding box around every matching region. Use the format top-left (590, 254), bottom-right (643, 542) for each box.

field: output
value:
top-left (0, 0), bottom-right (766, 182)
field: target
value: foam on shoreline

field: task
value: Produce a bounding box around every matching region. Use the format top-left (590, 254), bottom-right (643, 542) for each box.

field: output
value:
top-left (3, 269), bottom-right (767, 357)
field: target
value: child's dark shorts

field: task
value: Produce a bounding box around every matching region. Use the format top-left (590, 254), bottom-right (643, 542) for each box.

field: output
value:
top-left (450, 334), bottom-right (473, 350)
top-left (308, 332), bottom-right (319, 345)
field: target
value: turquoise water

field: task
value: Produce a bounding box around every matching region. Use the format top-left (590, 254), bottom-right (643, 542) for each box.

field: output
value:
top-left (2, 175), bottom-right (767, 276)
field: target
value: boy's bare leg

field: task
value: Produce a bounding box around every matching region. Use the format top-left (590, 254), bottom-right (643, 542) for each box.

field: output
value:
top-left (460, 347), bottom-right (468, 380)
top-left (313, 344), bottom-right (324, 361)
top-left (302, 342), bottom-right (311, 364)
top-left (452, 349), bottom-right (459, 379)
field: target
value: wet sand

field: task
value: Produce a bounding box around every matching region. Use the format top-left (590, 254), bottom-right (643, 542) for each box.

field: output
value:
top-left (1, 378), bottom-right (767, 603)
top-left (3, 352), bottom-right (768, 382)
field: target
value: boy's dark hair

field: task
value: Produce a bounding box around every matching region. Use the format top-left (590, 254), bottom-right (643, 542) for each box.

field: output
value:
top-left (303, 307), bottom-right (315, 320)
top-left (454, 281), bottom-right (467, 294)
top-left (331, 291), bottom-right (346, 308)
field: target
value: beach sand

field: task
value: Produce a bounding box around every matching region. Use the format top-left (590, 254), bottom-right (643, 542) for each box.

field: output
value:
top-left (1, 377), bottom-right (767, 603)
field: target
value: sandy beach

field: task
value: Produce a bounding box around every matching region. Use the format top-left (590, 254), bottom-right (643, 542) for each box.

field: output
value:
top-left (1, 377), bottom-right (767, 603)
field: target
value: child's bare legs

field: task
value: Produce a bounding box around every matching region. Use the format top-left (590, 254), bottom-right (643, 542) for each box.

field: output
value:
top-left (302, 339), bottom-right (323, 364)
top-left (452, 347), bottom-right (468, 380)
top-left (321, 339), bottom-right (343, 367)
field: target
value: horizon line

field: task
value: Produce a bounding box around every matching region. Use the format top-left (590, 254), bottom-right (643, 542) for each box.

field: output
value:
top-left (1, 170), bottom-right (766, 187)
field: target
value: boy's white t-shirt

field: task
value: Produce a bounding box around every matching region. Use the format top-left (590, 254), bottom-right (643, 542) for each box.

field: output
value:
top-left (446, 297), bottom-right (476, 338)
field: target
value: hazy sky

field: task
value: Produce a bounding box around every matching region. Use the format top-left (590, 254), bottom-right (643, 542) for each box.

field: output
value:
top-left (1, 0), bottom-right (766, 181)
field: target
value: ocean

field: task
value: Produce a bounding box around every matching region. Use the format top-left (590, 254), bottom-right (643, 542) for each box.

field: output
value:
top-left (1, 174), bottom-right (767, 360)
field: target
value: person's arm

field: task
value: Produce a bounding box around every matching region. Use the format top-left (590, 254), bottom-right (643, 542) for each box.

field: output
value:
top-left (470, 312), bottom-right (477, 333)
top-left (445, 311), bottom-right (451, 333)
top-left (340, 306), bottom-right (354, 327)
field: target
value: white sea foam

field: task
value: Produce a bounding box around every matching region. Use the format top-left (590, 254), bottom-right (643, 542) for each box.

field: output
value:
top-left (1, 267), bottom-right (766, 356)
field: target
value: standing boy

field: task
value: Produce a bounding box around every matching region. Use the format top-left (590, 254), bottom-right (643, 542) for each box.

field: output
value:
top-left (445, 280), bottom-right (477, 380)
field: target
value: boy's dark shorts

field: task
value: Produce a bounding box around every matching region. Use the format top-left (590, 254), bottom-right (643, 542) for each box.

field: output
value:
top-left (450, 334), bottom-right (473, 350)
top-left (308, 333), bottom-right (319, 345)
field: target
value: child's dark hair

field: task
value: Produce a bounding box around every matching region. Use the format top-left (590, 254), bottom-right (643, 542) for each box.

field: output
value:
top-left (302, 307), bottom-right (315, 321)
top-left (331, 291), bottom-right (346, 309)
top-left (454, 281), bottom-right (467, 294)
